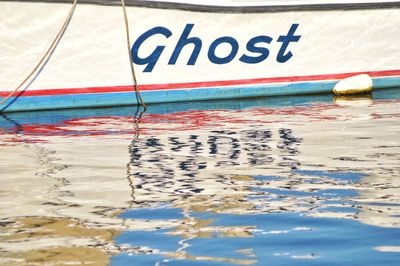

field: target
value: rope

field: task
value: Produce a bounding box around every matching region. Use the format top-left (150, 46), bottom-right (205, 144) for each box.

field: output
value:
top-left (120, 0), bottom-right (147, 110)
top-left (1, 0), bottom-right (146, 110)
top-left (0, 0), bottom-right (78, 106)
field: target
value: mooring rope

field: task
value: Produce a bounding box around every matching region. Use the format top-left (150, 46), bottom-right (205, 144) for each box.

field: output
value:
top-left (0, 0), bottom-right (78, 106)
top-left (1, 0), bottom-right (146, 110)
top-left (121, 0), bottom-right (147, 110)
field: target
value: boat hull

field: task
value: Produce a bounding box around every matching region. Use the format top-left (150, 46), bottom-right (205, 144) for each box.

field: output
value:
top-left (1, 1), bottom-right (400, 111)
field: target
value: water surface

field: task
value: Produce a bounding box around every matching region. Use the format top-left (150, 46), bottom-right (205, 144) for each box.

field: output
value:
top-left (1, 90), bottom-right (400, 265)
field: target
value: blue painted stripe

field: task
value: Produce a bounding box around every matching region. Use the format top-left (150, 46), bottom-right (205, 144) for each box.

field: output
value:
top-left (1, 77), bottom-right (399, 112)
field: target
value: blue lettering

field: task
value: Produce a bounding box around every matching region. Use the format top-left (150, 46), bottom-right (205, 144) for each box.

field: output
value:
top-left (131, 26), bottom-right (172, 72)
top-left (239, 35), bottom-right (272, 64)
top-left (132, 23), bottom-right (302, 72)
top-left (208, 37), bottom-right (239, 64)
top-left (169, 24), bottom-right (202, 66)
top-left (276, 24), bottom-right (301, 63)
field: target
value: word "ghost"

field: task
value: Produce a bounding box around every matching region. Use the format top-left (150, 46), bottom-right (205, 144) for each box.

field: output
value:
top-left (132, 23), bottom-right (301, 72)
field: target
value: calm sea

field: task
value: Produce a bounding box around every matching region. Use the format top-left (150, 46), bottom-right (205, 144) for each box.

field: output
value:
top-left (1, 90), bottom-right (400, 265)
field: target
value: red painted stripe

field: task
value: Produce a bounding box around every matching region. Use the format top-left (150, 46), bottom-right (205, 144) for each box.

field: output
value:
top-left (1, 69), bottom-right (399, 97)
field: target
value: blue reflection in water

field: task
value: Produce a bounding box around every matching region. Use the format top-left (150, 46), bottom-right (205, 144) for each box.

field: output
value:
top-left (120, 208), bottom-right (184, 221)
top-left (116, 229), bottom-right (182, 253)
top-left (1, 89), bottom-right (399, 266)
top-left (294, 170), bottom-right (367, 183)
top-left (113, 126), bottom-right (400, 266)
top-left (110, 89), bottom-right (400, 265)
top-left (113, 210), bottom-right (400, 266)
top-left (251, 187), bottom-right (358, 198)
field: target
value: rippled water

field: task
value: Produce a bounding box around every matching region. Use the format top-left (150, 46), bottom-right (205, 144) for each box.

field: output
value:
top-left (1, 90), bottom-right (400, 265)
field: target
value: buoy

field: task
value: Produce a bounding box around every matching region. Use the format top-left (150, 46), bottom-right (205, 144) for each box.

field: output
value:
top-left (333, 74), bottom-right (373, 95)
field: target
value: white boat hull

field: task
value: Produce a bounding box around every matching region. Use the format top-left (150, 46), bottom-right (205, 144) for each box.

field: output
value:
top-left (0, 0), bottom-right (399, 111)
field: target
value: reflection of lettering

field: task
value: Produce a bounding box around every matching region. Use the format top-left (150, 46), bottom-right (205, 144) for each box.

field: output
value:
top-left (128, 129), bottom-right (302, 192)
top-left (242, 130), bottom-right (272, 165)
top-left (169, 136), bottom-right (185, 152)
top-left (189, 135), bottom-right (203, 155)
top-left (209, 130), bottom-right (241, 167)
top-left (278, 128), bottom-right (302, 153)
top-left (208, 135), bottom-right (218, 155)
top-left (277, 128), bottom-right (302, 169)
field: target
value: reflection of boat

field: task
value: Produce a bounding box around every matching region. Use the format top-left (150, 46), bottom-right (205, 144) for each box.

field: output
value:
top-left (0, 93), bottom-right (333, 136)
top-left (116, 93), bottom-right (400, 264)
top-left (2, 88), bottom-right (400, 133)
top-left (1, 92), bottom-right (398, 227)
top-left (1, 0), bottom-right (400, 111)
top-left (1, 92), bottom-right (400, 265)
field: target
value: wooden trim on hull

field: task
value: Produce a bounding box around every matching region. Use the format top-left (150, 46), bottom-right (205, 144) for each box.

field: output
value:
top-left (2, 0), bottom-right (400, 13)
